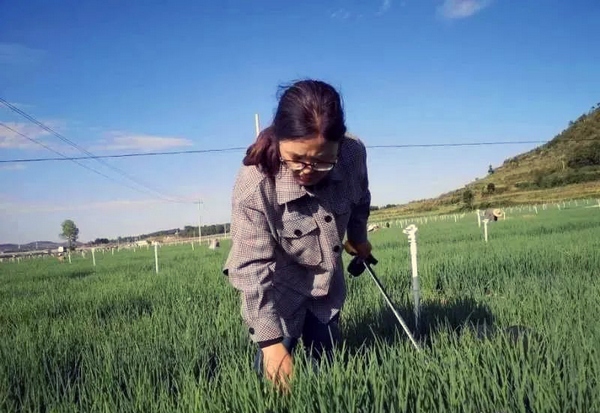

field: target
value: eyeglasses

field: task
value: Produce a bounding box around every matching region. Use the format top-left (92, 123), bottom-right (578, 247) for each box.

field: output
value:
top-left (280, 158), bottom-right (337, 172)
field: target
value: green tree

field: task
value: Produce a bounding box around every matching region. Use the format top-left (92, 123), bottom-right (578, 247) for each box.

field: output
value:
top-left (60, 219), bottom-right (79, 249)
top-left (568, 142), bottom-right (600, 168)
top-left (462, 189), bottom-right (474, 209)
top-left (487, 183), bottom-right (496, 193)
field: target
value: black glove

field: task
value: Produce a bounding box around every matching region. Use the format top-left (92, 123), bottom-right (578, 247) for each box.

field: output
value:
top-left (347, 254), bottom-right (378, 277)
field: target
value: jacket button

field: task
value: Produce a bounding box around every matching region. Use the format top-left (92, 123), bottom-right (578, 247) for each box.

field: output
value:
top-left (324, 215), bottom-right (332, 223)
top-left (294, 229), bottom-right (302, 236)
top-left (249, 328), bottom-right (255, 334)
top-left (333, 245), bottom-right (340, 253)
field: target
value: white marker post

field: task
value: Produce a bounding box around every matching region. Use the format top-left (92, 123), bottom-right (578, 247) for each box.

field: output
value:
top-left (92, 248), bottom-right (96, 267)
top-left (477, 210), bottom-right (481, 228)
top-left (68, 250), bottom-right (72, 264)
top-left (154, 243), bottom-right (159, 274)
top-left (255, 113), bottom-right (260, 138)
top-left (403, 224), bottom-right (421, 338)
top-left (197, 201), bottom-right (204, 247)
top-left (534, 206), bottom-right (538, 214)
top-left (483, 219), bottom-right (490, 243)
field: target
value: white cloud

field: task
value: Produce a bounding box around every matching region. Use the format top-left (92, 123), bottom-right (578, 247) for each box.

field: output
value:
top-left (91, 132), bottom-right (193, 152)
top-left (437, 0), bottom-right (492, 19)
top-left (0, 163), bottom-right (26, 171)
top-left (332, 1), bottom-right (392, 19)
top-left (0, 43), bottom-right (45, 65)
top-left (331, 8), bottom-right (352, 19)
top-left (376, 0), bottom-right (392, 15)
top-left (0, 122), bottom-right (52, 149)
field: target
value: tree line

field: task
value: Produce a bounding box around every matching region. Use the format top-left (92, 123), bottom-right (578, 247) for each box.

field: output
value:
top-left (90, 224), bottom-right (229, 245)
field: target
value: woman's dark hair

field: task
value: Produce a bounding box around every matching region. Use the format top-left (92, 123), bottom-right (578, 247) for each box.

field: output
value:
top-left (243, 79), bottom-right (347, 178)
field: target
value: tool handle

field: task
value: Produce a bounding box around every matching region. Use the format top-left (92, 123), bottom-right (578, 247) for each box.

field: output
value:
top-left (347, 254), bottom-right (378, 277)
top-left (344, 241), bottom-right (377, 262)
top-left (366, 254), bottom-right (378, 266)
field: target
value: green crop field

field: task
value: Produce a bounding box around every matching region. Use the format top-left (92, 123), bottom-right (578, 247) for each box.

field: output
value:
top-left (1, 205), bottom-right (600, 412)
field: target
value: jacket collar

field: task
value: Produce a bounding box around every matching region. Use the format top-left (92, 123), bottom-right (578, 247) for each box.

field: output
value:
top-left (275, 162), bottom-right (343, 205)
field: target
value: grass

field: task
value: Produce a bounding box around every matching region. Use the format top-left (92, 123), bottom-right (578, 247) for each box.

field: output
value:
top-left (1, 205), bottom-right (600, 412)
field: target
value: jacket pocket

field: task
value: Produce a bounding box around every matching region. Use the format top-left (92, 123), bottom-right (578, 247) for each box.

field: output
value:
top-left (279, 216), bottom-right (323, 266)
top-left (271, 264), bottom-right (309, 318)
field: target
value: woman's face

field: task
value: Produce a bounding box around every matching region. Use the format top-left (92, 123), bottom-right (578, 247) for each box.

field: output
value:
top-left (279, 134), bottom-right (339, 187)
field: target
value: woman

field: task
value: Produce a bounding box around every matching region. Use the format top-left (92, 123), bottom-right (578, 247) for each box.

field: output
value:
top-left (223, 79), bottom-right (372, 390)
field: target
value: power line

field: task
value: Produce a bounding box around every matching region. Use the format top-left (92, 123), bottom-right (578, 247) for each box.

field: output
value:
top-left (2, 138), bottom-right (595, 164)
top-left (0, 146), bottom-right (247, 163)
top-left (0, 98), bottom-right (192, 203)
top-left (0, 122), bottom-right (194, 203)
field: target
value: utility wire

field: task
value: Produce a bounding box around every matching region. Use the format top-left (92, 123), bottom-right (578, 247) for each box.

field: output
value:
top-left (0, 122), bottom-right (194, 203)
top-left (0, 146), bottom-right (247, 163)
top-left (0, 98), bottom-right (192, 203)
top-left (1, 138), bottom-right (596, 164)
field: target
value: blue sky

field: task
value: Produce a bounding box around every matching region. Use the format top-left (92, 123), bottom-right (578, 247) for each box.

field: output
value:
top-left (1, 0), bottom-right (599, 244)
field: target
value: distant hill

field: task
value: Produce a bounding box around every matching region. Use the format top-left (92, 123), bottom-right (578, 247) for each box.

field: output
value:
top-left (372, 103), bottom-right (600, 218)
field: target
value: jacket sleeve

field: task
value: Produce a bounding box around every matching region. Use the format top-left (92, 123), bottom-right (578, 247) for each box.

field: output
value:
top-left (223, 190), bottom-right (283, 344)
top-left (346, 140), bottom-right (371, 244)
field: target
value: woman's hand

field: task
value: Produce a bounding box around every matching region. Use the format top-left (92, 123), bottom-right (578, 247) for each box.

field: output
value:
top-left (261, 342), bottom-right (293, 392)
top-left (344, 239), bottom-right (372, 260)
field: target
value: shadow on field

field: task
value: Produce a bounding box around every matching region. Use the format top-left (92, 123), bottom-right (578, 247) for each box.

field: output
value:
top-left (342, 297), bottom-right (495, 351)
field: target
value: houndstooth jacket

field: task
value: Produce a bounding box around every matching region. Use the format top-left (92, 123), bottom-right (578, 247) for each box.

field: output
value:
top-left (223, 135), bottom-right (371, 344)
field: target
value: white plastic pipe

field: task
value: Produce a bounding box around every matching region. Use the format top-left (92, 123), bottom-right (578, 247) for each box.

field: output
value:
top-left (154, 244), bottom-right (159, 274)
top-left (476, 210), bottom-right (481, 228)
top-left (92, 248), bottom-right (96, 267)
top-left (483, 219), bottom-right (489, 243)
top-left (403, 224), bottom-right (420, 337)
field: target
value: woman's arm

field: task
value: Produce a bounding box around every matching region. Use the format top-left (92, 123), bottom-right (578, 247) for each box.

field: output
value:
top-left (224, 190), bottom-right (283, 345)
top-left (346, 139), bottom-right (371, 246)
